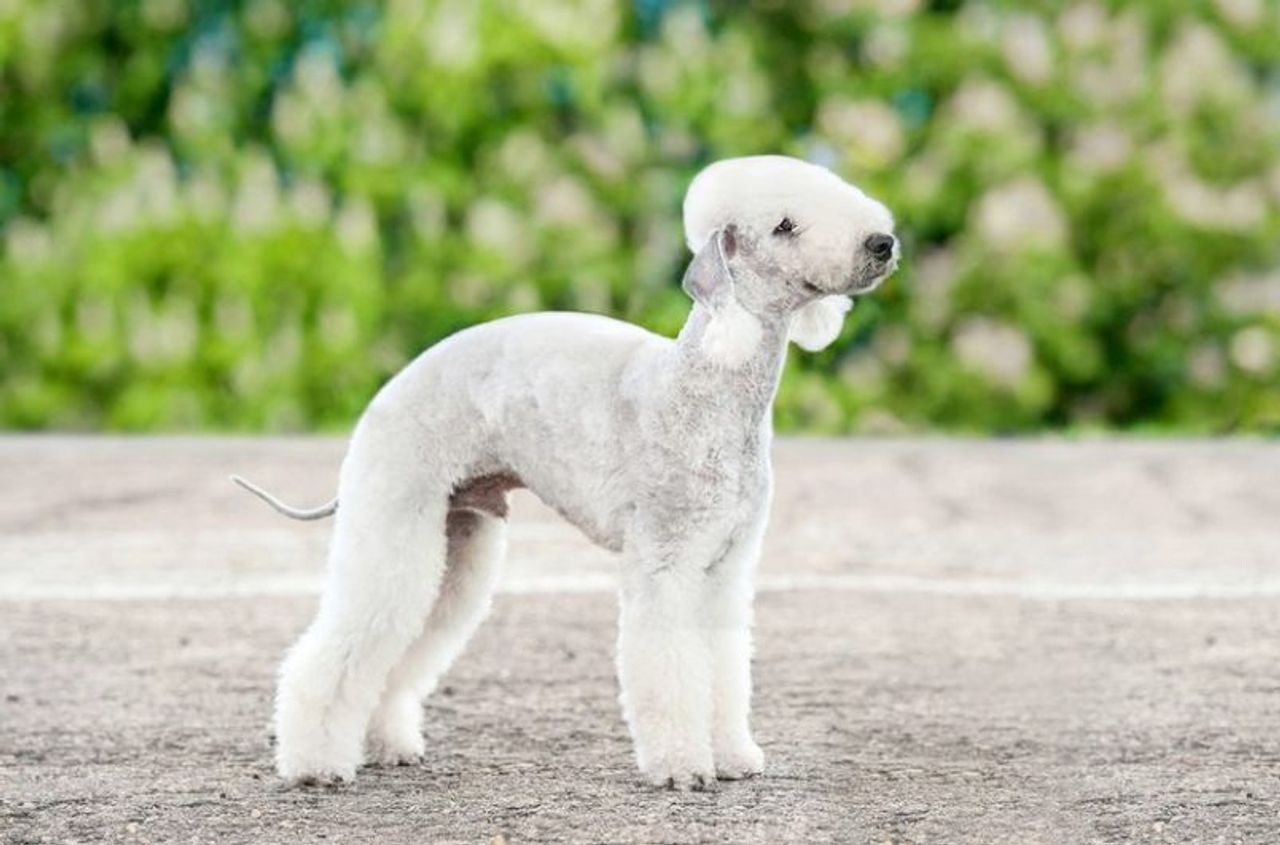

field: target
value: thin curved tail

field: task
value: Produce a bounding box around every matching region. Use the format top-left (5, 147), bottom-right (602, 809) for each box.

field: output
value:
top-left (230, 475), bottom-right (338, 521)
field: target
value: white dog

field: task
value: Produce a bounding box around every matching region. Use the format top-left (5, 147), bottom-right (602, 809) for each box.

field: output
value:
top-left (235, 155), bottom-right (898, 790)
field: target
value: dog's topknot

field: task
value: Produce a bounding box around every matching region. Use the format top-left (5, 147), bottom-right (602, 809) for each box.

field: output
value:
top-left (682, 155), bottom-right (866, 253)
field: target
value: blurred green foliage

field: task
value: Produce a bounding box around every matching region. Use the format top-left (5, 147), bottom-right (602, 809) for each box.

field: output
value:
top-left (2, 0), bottom-right (1279, 433)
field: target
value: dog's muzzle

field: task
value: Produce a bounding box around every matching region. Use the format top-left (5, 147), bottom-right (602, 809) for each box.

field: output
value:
top-left (850, 233), bottom-right (899, 294)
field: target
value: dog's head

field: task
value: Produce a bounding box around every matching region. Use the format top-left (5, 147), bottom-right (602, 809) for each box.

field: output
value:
top-left (682, 155), bottom-right (898, 356)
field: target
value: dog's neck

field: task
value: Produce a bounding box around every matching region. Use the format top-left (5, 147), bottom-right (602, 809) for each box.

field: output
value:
top-left (672, 303), bottom-right (789, 424)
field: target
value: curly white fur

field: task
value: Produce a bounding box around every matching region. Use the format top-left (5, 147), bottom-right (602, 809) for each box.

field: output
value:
top-left (257, 155), bottom-right (897, 790)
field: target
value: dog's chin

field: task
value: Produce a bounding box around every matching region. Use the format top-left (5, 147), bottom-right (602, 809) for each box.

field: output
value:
top-left (849, 262), bottom-right (897, 296)
top-left (804, 260), bottom-right (897, 300)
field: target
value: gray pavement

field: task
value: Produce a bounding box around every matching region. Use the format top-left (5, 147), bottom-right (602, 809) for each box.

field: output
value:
top-left (2, 437), bottom-right (1279, 844)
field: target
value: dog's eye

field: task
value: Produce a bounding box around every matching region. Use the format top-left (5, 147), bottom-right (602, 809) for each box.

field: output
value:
top-left (773, 217), bottom-right (796, 236)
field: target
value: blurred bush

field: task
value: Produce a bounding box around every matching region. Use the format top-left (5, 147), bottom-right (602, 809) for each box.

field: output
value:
top-left (2, 0), bottom-right (1279, 433)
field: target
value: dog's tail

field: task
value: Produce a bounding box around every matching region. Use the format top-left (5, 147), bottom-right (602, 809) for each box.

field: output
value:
top-left (230, 475), bottom-right (338, 521)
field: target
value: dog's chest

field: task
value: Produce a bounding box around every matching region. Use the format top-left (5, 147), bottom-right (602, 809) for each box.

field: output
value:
top-left (656, 415), bottom-right (770, 513)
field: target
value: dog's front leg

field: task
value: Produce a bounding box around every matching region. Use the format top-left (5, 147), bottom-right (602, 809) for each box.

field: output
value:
top-left (616, 562), bottom-right (715, 791)
top-left (704, 518), bottom-right (767, 780)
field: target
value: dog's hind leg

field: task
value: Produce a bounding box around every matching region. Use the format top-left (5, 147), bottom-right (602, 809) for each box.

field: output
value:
top-left (272, 435), bottom-right (452, 784)
top-left (366, 507), bottom-right (506, 765)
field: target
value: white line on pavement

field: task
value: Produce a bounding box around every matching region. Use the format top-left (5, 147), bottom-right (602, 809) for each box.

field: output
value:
top-left (4, 572), bottom-right (1280, 602)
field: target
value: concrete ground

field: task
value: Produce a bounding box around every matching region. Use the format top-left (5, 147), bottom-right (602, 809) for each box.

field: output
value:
top-left (1, 437), bottom-right (1278, 844)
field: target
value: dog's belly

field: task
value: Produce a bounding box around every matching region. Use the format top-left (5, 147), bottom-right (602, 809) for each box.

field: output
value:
top-left (510, 468), bottom-right (627, 552)
top-left (447, 467), bottom-right (627, 552)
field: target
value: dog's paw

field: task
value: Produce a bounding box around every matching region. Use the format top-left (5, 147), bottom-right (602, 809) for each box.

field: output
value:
top-left (277, 758), bottom-right (357, 787)
top-left (649, 768), bottom-right (718, 792)
top-left (366, 702), bottom-right (426, 767)
top-left (715, 740), bottom-right (764, 780)
top-left (291, 771), bottom-right (352, 788)
top-left (367, 733), bottom-right (425, 768)
top-left (276, 743), bottom-right (359, 786)
top-left (365, 692), bottom-right (427, 768)
top-left (641, 755), bottom-right (717, 792)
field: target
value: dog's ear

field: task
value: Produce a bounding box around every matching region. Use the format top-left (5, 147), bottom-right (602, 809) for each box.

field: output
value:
top-left (681, 226), bottom-right (737, 310)
top-left (788, 295), bottom-right (852, 351)
top-left (682, 225), bottom-right (760, 366)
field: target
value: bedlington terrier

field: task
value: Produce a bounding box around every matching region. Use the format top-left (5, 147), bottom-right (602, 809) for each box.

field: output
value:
top-left (235, 155), bottom-right (898, 790)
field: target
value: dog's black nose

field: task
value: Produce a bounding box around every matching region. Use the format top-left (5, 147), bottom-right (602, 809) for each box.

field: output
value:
top-left (865, 233), bottom-right (895, 261)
